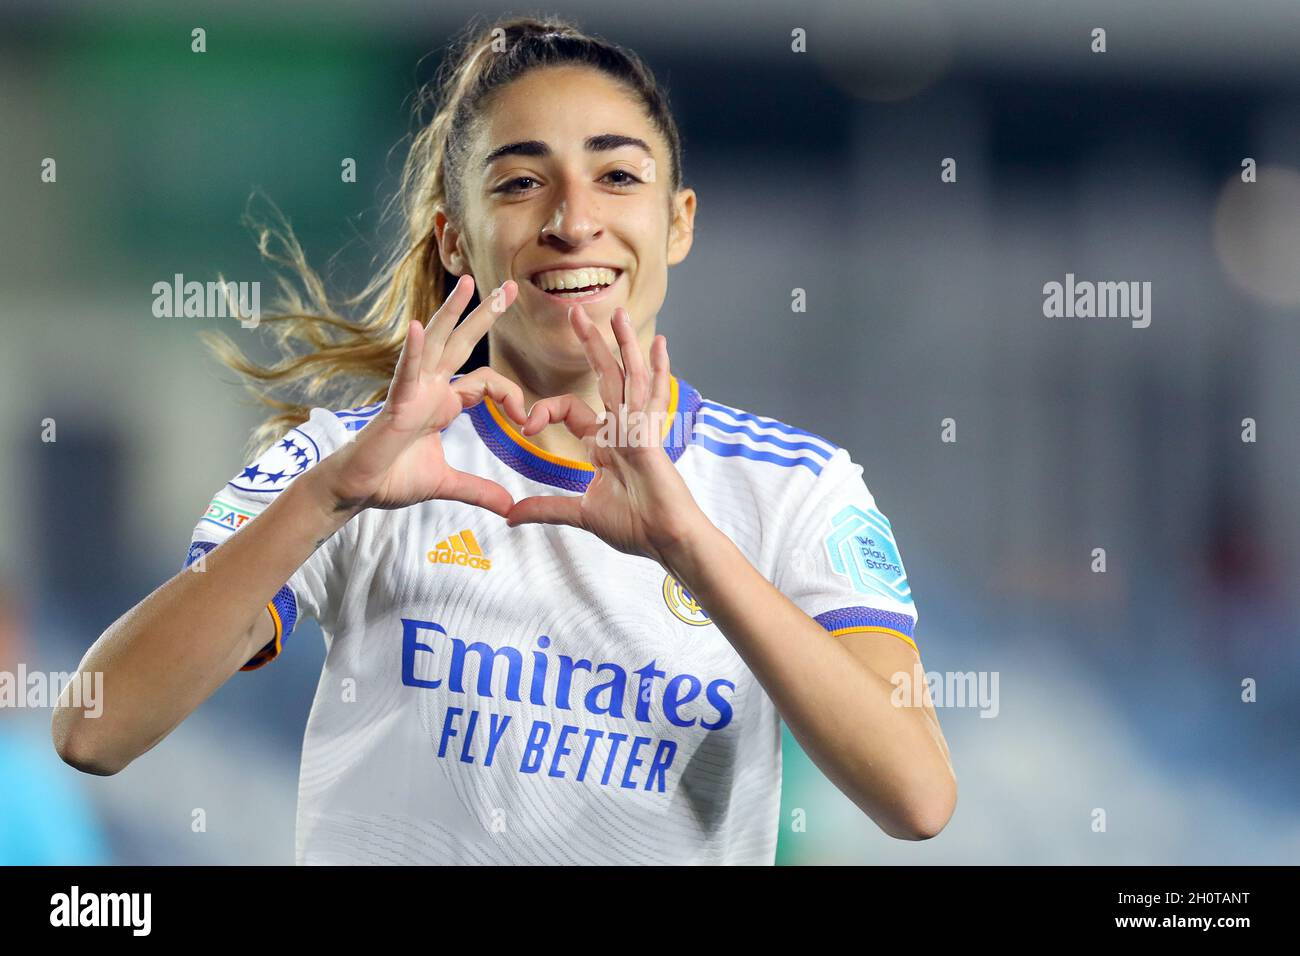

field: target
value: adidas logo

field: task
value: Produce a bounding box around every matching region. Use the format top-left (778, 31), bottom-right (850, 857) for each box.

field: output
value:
top-left (427, 530), bottom-right (492, 571)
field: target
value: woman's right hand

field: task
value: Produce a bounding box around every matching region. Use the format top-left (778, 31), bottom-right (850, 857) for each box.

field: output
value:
top-left (313, 274), bottom-right (527, 518)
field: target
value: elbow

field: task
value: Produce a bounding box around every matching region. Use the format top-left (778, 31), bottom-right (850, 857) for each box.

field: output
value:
top-left (898, 803), bottom-right (953, 841)
top-left (877, 776), bottom-right (957, 842)
top-left (51, 709), bottom-right (127, 777)
top-left (899, 779), bottom-right (957, 841)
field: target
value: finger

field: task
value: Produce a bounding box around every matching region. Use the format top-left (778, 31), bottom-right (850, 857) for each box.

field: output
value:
top-left (418, 274), bottom-right (477, 384)
top-left (647, 334), bottom-right (671, 415)
top-left (568, 305), bottom-right (624, 412)
top-left (612, 308), bottom-right (649, 410)
top-left (505, 494), bottom-right (585, 530)
top-left (435, 280), bottom-right (518, 377)
top-left (386, 316), bottom-right (425, 406)
top-left (424, 274), bottom-right (476, 353)
top-left (521, 393), bottom-right (603, 441)
top-left (451, 367), bottom-right (527, 424)
top-left (436, 467), bottom-right (516, 519)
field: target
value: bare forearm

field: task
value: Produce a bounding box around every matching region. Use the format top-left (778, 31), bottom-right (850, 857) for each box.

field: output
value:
top-left (661, 522), bottom-right (954, 838)
top-left (53, 467), bottom-right (356, 773)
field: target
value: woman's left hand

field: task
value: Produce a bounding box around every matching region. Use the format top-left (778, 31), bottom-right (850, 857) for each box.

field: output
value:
top-left (504, 305), bottom-right (712, 566)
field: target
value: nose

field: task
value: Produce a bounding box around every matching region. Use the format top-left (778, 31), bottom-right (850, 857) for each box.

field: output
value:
top-left (539, 176), bottom-right (602, 248)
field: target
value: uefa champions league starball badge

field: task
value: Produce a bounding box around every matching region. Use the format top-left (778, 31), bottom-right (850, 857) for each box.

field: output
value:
top-left (227, 428), bottom-right (321, 493)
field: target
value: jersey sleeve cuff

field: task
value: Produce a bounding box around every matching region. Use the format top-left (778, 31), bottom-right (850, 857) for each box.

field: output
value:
top-left (813, 606), bottom-right (918, 652)
top-left (241, 583), bottom-right (299, 671)
top-left (184, 541), bottom-right (300, 671)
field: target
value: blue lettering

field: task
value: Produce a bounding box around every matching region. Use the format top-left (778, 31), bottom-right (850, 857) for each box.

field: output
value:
top-left (548, 724), bottom-right (579, 778)
top-left (519, 720), bottom-right (551, 773)
top-left (632, 659), bottom-right (665, 722)
top-left (459, 709), bottom-right (479, 763)
top-left (400, 618), bottom-right (445, 689)
top-left (484, 713), bottom-right (511, 766)
top-left (663, 673), bottom-right (702, 727)
top-left (555, 655), bottom-right (592, 710)
top-left (601, 733), bottom-right (628, 786)
top-left (701, 679), bottom-right (735, 731)
top-left (585, 663), bottom-right (627, 718)
top-left (620, 736), bottom-right (650, 789)
top-left (437, 706), bottom-right (463, 758)
top-left (645, 739), bottom-right (676, 792)
top-left (529, 635), bottom-right (552, 705)
top-left (576, 728), bottom-right (602, 782)
top-left (450, 639), bottom-right (523, 701)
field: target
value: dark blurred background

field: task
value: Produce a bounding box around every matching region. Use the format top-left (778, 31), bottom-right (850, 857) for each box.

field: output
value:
top-left (1, 0), bottom-right (1297, 864)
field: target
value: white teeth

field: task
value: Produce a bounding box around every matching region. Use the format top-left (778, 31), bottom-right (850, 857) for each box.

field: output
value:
top-left (533, 267), bottom-right (618, 292)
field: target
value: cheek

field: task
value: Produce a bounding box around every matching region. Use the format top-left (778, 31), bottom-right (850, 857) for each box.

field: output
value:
top-left (627, 205), bottom-right (673, 271)
top-left (463, 207), bottom-right (516, 269)
top-left (482, 219), bottom-right (513, 262)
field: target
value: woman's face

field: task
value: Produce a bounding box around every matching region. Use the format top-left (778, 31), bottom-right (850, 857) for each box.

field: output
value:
top-left (436, 65), bottom-right (696, 374)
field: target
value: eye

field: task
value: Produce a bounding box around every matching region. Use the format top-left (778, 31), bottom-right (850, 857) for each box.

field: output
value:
top-left (602, 169), bottom-right (643, 188)
top-left (496, 176), bottom-right (540, 194)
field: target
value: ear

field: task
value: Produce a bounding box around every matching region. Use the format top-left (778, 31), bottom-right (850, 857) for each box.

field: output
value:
top-left (433, 205), bottom-right (470, 275)
top-left (665, 187), bottom-right (696, 267)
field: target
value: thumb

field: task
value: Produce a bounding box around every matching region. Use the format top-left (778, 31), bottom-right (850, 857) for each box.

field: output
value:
top-left (436, 468), bottom-right (516, 519)
top-left (505, 494), bottom-right (585, 530)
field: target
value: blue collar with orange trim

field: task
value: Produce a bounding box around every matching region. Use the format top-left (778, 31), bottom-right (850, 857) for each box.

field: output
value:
top-left (468, 376), bottom-right (702, 491)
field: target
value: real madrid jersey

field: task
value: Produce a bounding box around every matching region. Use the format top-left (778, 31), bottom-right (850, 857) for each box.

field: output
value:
top-left (183, 376), bottom-right (919, 865)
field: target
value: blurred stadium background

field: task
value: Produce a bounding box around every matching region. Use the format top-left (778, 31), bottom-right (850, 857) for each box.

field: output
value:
top-left (1, 0), bottom-right (1298, 864)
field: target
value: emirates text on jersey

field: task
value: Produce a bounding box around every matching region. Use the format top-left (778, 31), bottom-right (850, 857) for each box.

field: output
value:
top-left (402, 618), bottom-right (736, 793)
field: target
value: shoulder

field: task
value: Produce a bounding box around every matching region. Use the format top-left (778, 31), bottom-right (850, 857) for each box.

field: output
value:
top-left (687, 386), bottom-right (846, 482)
top-left (298, 395), bottom-right (467, 459)
top-left (226, 402), bottom-right (379, 498)
top-left (329, 400), bottom-right (385, 433)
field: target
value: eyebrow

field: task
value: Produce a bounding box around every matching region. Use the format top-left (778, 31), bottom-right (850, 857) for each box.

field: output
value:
top-left (481, 133), bottom-right (652, 170)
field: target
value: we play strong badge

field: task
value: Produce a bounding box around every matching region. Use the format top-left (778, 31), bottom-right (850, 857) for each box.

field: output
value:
top-left (824, 505), bottom-right (913, 606)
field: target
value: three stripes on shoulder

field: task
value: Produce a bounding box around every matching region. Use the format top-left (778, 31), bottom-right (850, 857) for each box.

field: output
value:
top-left (693, 401), bottom-right (838, 475)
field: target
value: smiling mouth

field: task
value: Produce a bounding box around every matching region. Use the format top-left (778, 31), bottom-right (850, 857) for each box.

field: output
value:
top-left (527, 266), bottom-right (623, 300)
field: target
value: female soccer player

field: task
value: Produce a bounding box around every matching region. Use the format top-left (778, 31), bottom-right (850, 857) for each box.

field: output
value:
top-left (53, 16), bottom-right (955, 864)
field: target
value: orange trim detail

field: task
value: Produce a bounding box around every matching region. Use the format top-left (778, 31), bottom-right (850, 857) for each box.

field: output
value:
top-left (241, 601), bottom-right (285, 671)
top-left (830, 625), bottom-right (918, 653)
top-left (484, 375), bottom-right (681, 472)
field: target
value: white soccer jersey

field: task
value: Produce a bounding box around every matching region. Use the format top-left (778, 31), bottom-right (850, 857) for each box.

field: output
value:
top-left (183, 376), bottom-right (919, 865)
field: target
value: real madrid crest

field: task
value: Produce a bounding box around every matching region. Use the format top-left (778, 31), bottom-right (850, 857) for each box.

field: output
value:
top-left (662, 573), bottom-right (712, 627)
